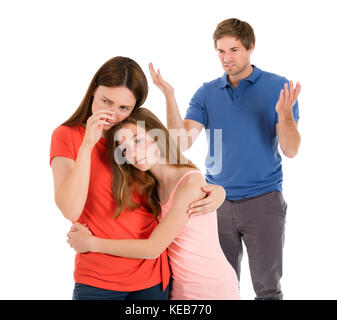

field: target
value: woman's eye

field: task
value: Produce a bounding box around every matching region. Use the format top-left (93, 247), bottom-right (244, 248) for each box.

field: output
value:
top-left (120, 106), bottom-right (129, 111)
top-left (102, 99), bottom-right (108, 104)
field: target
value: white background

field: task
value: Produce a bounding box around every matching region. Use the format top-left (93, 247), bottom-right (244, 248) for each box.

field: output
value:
top-left (1, 0), bottom-right (336, 300)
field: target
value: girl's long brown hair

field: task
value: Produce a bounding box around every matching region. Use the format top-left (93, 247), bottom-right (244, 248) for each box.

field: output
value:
top-left (62, 56), bottom-right (148, 126)
top-left (106, 108), bottom-right (198, 219)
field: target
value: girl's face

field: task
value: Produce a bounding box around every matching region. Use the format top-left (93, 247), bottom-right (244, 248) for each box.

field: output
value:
top-left (92, 85), bottom-right (137, 130)
top-left (116, 123), bottom-right (161, 171)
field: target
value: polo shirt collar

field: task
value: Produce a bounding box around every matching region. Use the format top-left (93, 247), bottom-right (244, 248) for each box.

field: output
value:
top-left (218, 65), bottom-right (262, 88)
top-left (245, 65), bottom-right (262, 83)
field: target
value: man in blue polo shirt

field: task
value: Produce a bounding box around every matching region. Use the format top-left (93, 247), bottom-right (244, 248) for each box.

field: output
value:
top-left (149, 18), bottom-right (301, 300)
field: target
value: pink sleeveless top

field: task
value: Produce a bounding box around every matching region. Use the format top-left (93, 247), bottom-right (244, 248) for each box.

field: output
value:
top-left (159, 170), bottom-right (240, 300)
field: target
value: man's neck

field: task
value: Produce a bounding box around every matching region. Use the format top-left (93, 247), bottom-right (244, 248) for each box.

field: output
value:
top-left (228, 64), bottom-right (254, 89)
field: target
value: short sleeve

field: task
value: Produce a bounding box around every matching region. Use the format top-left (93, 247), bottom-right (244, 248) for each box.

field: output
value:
top-left (185, 85), bottom-right (208, 127)
top-left (50, 125), bottom-right (76, 165)
top-left (275, 79), bottom-right (300, 123)
top-left (292, 100), bottom-right (300, 122)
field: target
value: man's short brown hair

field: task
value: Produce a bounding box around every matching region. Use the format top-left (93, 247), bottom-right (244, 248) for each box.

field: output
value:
top-left (213, 18), bottom-right (255, 50)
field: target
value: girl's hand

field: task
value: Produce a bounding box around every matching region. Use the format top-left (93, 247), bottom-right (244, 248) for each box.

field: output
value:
top-left (275, 81), bottom-right (301, 118)
top-left (187, 184), bottom-right (226, 216)
top-left (67, 222), bottom-right (94, 253)
top-left (149, 62), bottom-right (174, 97)
top-left (82, 108), bottom-right (116, 149)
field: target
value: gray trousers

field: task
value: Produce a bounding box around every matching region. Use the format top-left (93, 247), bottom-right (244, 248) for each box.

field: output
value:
top-left (217, 190), bottom-right (287, 300)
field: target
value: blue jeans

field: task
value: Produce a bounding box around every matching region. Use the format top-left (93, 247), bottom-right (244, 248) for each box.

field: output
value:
top-left (72, 281), bottom-right (171, 300)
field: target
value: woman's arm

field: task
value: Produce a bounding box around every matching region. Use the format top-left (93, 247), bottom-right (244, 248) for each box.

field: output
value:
top-left (51, 109), bottom-right (116, 222)
top-left (67, 174), bottom-right (206, 259)
top-left (51, 145), bottom-right (92, 222)
top-left (188, 184), bottom-right (226, 216)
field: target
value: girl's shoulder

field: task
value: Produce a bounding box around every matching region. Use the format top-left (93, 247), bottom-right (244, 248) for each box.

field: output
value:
top-left (167, 169), bottom-right (206, 208)
top-left (174, 169), bottom-right (206, 195)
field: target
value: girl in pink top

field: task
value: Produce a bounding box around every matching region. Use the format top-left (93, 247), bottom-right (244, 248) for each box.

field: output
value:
top-left (67, 108), bottom-right (240, 300)
top-left (158, 169), bottom-right (239, 299)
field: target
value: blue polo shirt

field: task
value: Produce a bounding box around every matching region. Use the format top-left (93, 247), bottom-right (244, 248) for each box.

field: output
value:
top-left (185, 65), bottom-right (299, 200)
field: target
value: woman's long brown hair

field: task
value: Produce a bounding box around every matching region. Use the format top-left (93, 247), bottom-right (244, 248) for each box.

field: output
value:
top-left (62, 56), bottom-right (148, 126)
top-left (106, 108), bottom-right (198, 219)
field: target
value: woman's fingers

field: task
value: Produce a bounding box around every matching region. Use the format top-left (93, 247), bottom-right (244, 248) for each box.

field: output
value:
top-left (188, 201), bottom-right (212, 214)
top-left (188, 205), bottom-right (212, 216)
top-left (71, 222), bottom-right (93, 236)
top-left (92, 109), bottom-right (116, 122)
top-left (90, 118), bottom-right (112, 127)
top-left (73, 222), bottom-right (87, 231)
top-left (189, 198), bottom-right (210, 209)
top-left (93, 108), bottom-right (115, 117)
top-left (72, 222), bottom-right (81, 229)
top-left (70, 224), bottom-right (77, 232)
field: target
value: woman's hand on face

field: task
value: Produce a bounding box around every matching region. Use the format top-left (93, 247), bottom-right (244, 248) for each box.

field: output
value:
top-left (148, 62), bottom-right (174, 97)
top-left (82, 108), bottom-right (116, 150)
top-left (67, 222), bottom-right (94, 253)
top-left (187, 184), bottom-right (226, 217)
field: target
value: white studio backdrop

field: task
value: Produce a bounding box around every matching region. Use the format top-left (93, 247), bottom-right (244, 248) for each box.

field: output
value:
top-left (0, 0), bottom-right (336, 299)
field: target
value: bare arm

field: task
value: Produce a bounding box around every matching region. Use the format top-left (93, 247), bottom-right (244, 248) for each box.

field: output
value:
top-left (149, 63), bottom-right (203, 150)
top-left (51, 145), bottom-right (92, 222)
top-left (188, 184), bottom-right (226, 215)
top-left (51, 108), bottom-right (116, 222)
top-left (67, 174), bottom-right (207, 259)
top-left (275, 81), bottom-right (301, 158)
top-left (148, 63), bottom-right (225, 213)
top-left (276, 119), bottom-right (300, 158)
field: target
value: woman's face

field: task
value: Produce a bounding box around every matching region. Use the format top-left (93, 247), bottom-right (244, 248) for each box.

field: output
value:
top-left (116, 123), bottom-right (161, 171)
top-left (92, 85), bottom-right (137, 130)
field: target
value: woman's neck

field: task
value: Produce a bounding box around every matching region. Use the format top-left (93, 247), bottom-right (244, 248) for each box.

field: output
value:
top-left (149, 163), bottom-right (182, 188)
top-left (149, 163), bottom-right (194, 189)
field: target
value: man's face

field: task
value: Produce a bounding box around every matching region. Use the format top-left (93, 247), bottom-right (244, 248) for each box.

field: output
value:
top-left (216, 36), bottom-right (254, 77)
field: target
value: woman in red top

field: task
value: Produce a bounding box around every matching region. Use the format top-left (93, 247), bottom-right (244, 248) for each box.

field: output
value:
top-left (50, 56), bottom-right (225, 300)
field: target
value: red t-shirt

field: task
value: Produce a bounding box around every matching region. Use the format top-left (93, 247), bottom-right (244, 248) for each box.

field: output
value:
top-left (50, 125), bottom-right (170, 291)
